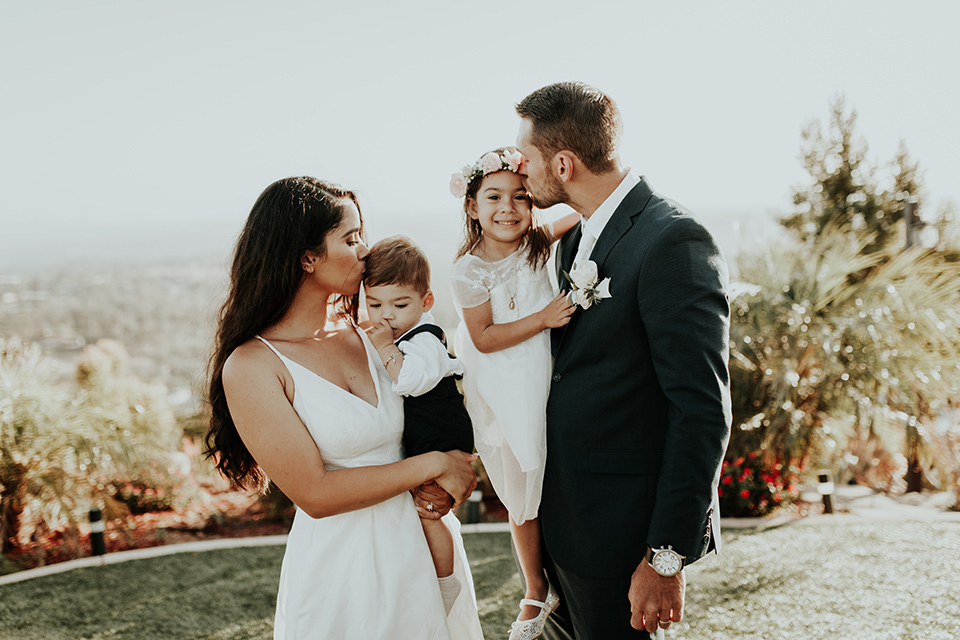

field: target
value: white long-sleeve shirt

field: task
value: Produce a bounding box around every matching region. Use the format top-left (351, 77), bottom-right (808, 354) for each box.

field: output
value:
top-left (393, 311), bottom-right (465, 397)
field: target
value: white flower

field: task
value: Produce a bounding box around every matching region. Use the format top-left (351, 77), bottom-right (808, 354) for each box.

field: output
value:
top-left (568, 260), bottom-right (599, 290)
top-left (480, 152), bottom-right (502, 174)
top-left (503, 149), bottom-right (524, 172)
top-left (450, 149), bottom-right (524, 201)
top-left (563, 260), bottom-right (612, 310)
top-left (568, 288), bottom-right (591, 309)
top-left (449, 172), bottom-right (468, 198)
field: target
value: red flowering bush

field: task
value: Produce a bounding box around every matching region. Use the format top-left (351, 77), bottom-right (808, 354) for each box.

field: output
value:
top-left (718, 452), bottom-right (800, 517)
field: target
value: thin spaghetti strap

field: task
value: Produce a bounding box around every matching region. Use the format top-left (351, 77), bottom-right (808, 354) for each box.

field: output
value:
top-left (255, 335), bottom-right (285, 360)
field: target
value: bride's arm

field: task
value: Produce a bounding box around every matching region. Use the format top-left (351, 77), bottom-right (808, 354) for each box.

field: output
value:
top-left (223, 343), bottom-right (476, 519)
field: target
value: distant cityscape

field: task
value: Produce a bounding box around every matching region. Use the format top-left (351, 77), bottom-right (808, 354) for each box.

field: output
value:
top-left (0, 207), bottom-right (776, 411)
top-left (0, 263), bottom-right (224, 412)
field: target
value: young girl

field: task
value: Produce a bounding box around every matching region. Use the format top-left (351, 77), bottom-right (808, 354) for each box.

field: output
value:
top-left (449, 148), bottom-right (578, 640)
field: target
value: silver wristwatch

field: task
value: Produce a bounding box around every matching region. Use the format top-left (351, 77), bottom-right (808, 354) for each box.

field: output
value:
top-left (645, 545), bottom-right (686, 577)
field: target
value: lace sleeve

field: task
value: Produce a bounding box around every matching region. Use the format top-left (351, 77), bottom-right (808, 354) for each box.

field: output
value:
top-left (450, 256), bottom-right (492, 309)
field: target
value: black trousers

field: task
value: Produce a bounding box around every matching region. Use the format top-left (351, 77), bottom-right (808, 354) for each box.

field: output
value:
top-left (512, 533), bottom-right (664, 640)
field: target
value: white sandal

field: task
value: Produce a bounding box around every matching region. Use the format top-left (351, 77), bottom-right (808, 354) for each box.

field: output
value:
top-left (508, 585), bottom-right (559, 640)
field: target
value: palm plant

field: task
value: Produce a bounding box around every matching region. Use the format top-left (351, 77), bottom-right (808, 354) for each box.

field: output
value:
top-left (729, 225), bottom-right (960, 492)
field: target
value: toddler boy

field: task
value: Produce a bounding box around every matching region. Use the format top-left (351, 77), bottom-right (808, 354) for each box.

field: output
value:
top-left (364, 235), bottom-right (474, 615)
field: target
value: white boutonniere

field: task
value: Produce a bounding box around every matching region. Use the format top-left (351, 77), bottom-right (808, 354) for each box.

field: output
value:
top-left (563, 260), bottom-right (612, 309)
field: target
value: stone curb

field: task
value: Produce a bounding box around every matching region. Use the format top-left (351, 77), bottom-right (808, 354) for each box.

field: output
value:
top-left (0, 524), bottom-right (513, 585)
top-left (4, 508), bottom-right (957, 585)
top-left (0, 535), bottom-right (289, 586)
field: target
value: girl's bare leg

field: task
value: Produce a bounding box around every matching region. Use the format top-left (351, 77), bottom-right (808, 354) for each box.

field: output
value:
top-left (512, 516), bottom-right (548, 621)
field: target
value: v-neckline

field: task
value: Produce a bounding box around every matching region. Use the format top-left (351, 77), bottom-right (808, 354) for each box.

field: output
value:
top-left (260, 325), bottom-right (381, 410)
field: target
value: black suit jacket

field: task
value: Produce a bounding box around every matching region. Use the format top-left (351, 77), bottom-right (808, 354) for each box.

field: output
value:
top-left (542, 177), bottom-right (731, 579)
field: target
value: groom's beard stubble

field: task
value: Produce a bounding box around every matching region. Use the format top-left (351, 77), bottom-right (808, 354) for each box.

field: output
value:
top-left (526, 171), bottom-right (569, 210)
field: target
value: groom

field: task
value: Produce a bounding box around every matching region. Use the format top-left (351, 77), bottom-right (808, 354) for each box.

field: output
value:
top-left (514, 82), bottom-right (732, 638)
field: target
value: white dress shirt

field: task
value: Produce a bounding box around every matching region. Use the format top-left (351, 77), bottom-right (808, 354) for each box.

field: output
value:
top-left (574, 170), bottom-right (642, 265)
top-left (393, 311), bottom-right (465, 397)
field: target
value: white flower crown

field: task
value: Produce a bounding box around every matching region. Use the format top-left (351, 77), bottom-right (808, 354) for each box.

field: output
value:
top-left (449, 149), bottom-right (524, 198)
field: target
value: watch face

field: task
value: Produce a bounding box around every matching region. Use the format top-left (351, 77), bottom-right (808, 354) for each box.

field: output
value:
top-left (652, 549), bottom-right (682, 576)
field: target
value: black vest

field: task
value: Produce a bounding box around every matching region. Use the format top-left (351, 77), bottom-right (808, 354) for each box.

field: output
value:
top-left (397, 324), bottom-right (474, 457)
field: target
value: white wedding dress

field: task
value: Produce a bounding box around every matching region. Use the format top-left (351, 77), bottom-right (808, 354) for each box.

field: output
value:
top-left (451, 249), bottom-right (554, 524)
top-left (257, 329), bottom-right (483, 640)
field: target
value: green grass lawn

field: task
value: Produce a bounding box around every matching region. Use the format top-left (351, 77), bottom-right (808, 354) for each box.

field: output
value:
top-left (1, 522), bottom-right (958, 639)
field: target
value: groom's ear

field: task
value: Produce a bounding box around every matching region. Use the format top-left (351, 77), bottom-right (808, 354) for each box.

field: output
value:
top-left (555, 152), bottom-right (575, 183)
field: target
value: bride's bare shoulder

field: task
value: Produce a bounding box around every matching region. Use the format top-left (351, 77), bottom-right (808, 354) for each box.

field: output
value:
top-left (223, 338), bottom-right (283, 383)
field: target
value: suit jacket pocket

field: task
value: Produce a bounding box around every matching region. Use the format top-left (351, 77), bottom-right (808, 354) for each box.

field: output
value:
top-left (588, 449), bottom-right (662, 475)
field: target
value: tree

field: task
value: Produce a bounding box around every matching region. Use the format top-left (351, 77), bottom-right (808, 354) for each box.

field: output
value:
top-left (780, 97), bottom-right (923, 254)
top-left (732, 98), bottom-right (960, 501)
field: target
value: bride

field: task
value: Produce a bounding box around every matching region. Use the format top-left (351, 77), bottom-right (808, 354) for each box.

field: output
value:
top-left (205, 176), bottom-right (481, 639)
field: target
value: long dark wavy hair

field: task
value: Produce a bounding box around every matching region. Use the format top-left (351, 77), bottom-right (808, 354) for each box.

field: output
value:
top-left (455, 147), bottom-right (553, 270)
top-left (205, 176), bottom-right (365, 492)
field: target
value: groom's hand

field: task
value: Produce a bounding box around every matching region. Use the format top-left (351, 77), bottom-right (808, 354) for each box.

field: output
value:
top-left (628, 560), bottom-right (685, 633)
top-left (412, 481), bottom-right (454, 519)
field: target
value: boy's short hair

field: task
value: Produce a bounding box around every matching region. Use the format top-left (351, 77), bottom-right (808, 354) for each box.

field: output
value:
top-left (364, 235), bottom-right (431, 296)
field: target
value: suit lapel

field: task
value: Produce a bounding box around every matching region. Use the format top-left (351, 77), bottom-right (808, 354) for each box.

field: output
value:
top-left (553, 179), bottom-right (656, 358)
top-left (556, 222), bottom-right (581, 291)
top-left (588, 179), bottom-right (655, 273)
top-left (552, 222), bottom-right (581, 355)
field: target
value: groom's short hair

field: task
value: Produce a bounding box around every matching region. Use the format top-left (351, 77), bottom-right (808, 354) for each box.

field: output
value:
top-left (364, 235), bottom-right (431, 296)
top-left (516, 82), bottom-right (622, 175)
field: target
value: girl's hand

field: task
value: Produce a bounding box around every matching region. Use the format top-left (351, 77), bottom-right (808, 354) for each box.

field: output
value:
top-left (431, 451), bottom-right (479, 507)
top-left (537, 292), bottom-right (576, 329)
top-left (551, 212), bottom-right (581, 242)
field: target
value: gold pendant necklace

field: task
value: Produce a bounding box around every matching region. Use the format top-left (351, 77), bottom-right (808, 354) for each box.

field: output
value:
top-left (478, 242), bottom-right (518, 310)
top-left (495, 266), bottom-right (518, 310)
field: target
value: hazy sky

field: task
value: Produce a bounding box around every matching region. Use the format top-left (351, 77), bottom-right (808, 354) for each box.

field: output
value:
top-left (2, 1), bottom-right (958, 272)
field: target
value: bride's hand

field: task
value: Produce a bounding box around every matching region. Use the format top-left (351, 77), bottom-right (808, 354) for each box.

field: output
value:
top-left (413, 481), bottom-right (453, 519)
top-left (432, 451), bottom-right (478, 507)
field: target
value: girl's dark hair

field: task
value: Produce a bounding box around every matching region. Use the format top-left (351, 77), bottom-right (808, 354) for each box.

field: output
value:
top-left (205, 176), bottom-right (364, 492)
top-left (455, 147), bottom-right (553, 270)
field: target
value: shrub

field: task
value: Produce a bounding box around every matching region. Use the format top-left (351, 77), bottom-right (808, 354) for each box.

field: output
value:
top-left (0, 338), bottom-right (198, 557)
top-left (718, 452), bottom-right (800, 517)
top-left (256, 483), bottom-right (295, 524)
top-left (105, 456), bottom-right (197, 514)
top-left (729, 226), bottom-right (960, 485)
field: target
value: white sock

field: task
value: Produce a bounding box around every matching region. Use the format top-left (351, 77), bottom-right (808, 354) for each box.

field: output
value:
top-left (438, 573), bottom-right (461, 615)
